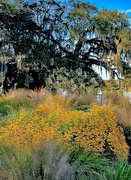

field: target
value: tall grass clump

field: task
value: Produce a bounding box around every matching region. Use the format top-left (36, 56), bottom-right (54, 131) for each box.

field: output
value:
top-left (0, 89), bottom-right (34, 116)
top-left (69, 147), bottom-right (114, 180)
top-left (113, 160), bottom-right (131, 180)
top-left (0, 143), bottom-right (131, 180)
top-left (0, 141), bottom-right (75, 180)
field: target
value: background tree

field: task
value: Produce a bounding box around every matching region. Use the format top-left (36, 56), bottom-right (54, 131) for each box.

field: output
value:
top-left (95, 9), bottom-right (131, 78)
top-left (0, 0), bottom-right (131, 92)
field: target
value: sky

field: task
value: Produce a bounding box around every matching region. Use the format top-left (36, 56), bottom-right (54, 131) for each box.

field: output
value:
top-left (84, 0), bottom-right (131, 16)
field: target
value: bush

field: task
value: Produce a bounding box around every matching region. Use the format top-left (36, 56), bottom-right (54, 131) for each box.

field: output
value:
top-left (62, 103), bottom-right (129, 160)
top-left (104, 93), bottom-right (131, 162)
top-left (0, 94), bottom-right (129, 160)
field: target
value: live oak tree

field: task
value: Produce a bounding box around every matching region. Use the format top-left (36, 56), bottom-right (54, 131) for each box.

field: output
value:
top-left (0, 0), bottom-right (131, 91)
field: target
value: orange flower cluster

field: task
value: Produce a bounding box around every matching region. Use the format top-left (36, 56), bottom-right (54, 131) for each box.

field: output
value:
top-left (0, 95), bottom-right (129, 159)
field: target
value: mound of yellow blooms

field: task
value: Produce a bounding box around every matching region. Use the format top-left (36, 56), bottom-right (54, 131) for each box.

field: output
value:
top-left (0, 94), bottom-right (129, 159)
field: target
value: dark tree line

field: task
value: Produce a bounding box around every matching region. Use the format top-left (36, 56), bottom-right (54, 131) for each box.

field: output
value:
top-left (0, 0), bottom-right (131, 92)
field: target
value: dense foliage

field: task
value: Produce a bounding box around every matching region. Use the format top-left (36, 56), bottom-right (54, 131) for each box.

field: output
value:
top-left (0, 0), bottom-right (131, 91)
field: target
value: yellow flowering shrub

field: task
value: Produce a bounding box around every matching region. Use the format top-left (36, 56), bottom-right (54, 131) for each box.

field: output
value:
top-left (0, 95), bottom-right (129, 159)
top-left (62, 103), bottom-right (129, 159)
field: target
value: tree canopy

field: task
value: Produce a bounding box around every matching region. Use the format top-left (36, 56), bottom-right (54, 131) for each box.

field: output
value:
top-left (0, 0), bottom-right (131, 92)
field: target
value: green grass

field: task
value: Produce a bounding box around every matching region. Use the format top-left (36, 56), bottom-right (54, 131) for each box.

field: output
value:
top-left (114, 160), bottom-right (131, 180)
top-left (69, 147), bottom-right (114, 180)
top-left (0, 97), bottom-right (33, 115)
top-left (1, 144), bottom-right (131, 180)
